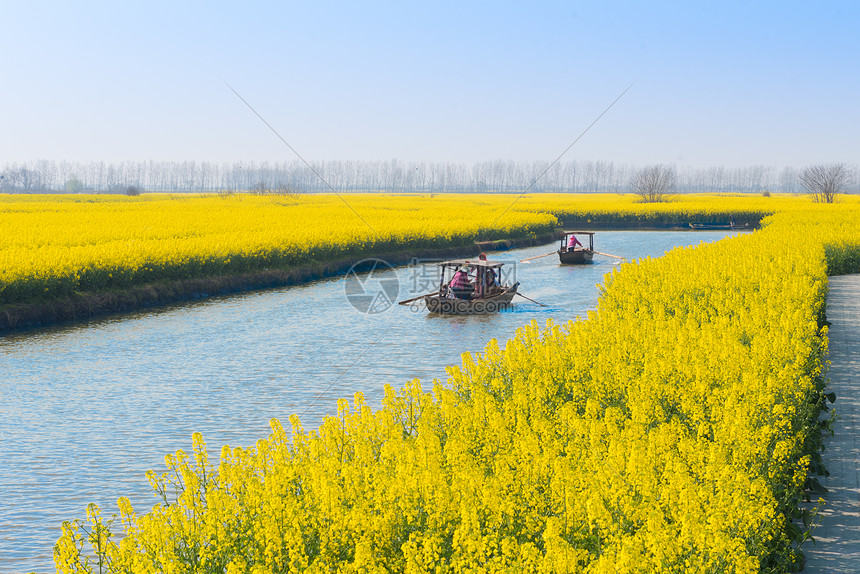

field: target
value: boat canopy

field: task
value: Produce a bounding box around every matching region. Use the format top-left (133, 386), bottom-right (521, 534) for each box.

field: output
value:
top-left (560, 231), bottom-right (595, 253)
top-left (437, 259), bottom-right (505, 269)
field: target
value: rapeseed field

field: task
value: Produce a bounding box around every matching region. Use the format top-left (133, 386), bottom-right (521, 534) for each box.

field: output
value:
top-left (49, 195), bottom-right (860, 572)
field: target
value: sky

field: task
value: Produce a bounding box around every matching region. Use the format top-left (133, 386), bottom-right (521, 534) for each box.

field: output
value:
top-left (2, 1), bottom-right (858, 168)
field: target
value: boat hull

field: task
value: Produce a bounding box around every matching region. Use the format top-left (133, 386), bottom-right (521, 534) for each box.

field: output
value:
top-left (558, 249), bottom-right (594, 264)
top-left (424, 289), bottom-right (517, 315)
top-left (689, 223), bottom-right (733, 230)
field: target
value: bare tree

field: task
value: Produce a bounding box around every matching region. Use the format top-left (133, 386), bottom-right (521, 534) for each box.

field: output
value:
top-left (0, 158), bottom-right (846, 195)
top-left (799, 163), bottom-right (853, 203)
top-left (275, 182), bottom-right (300, 198)
top-left (249, 180), bottom-right (270, 195)
top-left (631, 164), bottom-right (676, 202)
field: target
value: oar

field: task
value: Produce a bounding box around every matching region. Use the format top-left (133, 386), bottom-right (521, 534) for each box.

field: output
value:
top-left (398, 292), bottom-right (436, 305)
top-left (520, 251), bottom-right (556, 263)
top-left (515, 292), bottom-right (547, 307)
top-left (591, 250), bottom-right (625, 260)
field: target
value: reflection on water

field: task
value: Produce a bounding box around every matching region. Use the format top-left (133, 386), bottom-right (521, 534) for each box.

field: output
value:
top-left (0, 231), bottom-right (737, 573)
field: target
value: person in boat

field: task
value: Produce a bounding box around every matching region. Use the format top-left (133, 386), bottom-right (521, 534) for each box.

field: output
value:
top-left (567, 235), bottom-right (583, 251)
top-left (474, 253), bottom-right (499, 298)
top-left (448, 267), bottom-right (473, 299)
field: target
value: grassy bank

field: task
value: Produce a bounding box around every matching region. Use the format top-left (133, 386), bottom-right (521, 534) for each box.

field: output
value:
top-left (0, 232), bottom-right (559, 332)
top-left (0, 193), bottom-right (561, 306)
top-left (0, 193), bottom-right (568, 331)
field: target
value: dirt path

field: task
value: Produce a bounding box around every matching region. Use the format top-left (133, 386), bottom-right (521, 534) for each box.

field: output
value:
top-left (802, 274), bottom-right (860, 573)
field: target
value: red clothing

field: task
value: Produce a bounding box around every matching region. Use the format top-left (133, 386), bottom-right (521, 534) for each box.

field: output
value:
top-left (449, 270), bottom-right (471, 299)
top-left (450, 270), bottom-right (467, 290)
top-left (568, 235), bottom-right (583, 249)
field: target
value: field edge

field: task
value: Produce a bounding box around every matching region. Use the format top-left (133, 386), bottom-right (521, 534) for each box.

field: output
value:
top-left (0, 231), bottom-right (562, 334)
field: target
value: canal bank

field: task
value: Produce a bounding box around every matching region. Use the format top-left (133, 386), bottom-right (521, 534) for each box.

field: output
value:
top-left (0, 232), bottom-right (564, 334)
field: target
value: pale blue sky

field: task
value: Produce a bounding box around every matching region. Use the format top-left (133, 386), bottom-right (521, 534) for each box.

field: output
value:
top-left (2, 1), bottom-right (858, 167)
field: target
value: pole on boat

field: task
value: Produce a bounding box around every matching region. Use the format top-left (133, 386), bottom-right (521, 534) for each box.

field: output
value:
top-left (397, 293), bottom-right (435, 305)
top-left (515, 292), bottom-right (547, 307)
top-left (591, 250), bottom-right (625, 260)
top-left (520, 252), bottom-right (556, 263)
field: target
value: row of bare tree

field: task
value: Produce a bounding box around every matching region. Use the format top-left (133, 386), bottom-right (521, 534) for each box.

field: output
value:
top-left (0, 159), bottom-right (856, 197)
top-left (632, 163), bottom-right (855, 203)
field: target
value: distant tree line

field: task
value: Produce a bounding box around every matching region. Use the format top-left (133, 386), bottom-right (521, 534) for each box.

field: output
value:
top-left (0, 159), bottom-right (857, 195)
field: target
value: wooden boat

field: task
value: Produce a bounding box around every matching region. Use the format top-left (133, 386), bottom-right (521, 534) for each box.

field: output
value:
top-left (558, 231), bottom-right (595, 264)
top-left (421, 258), bottom-right (520, 315)
top-left (689, 222), bottom-right (750, 230)
top-left (689, 223), bottom-right (733, 230)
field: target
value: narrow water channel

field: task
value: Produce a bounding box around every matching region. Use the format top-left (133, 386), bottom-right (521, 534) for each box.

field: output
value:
top-left (0, 231), bottom-right (737, 573)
